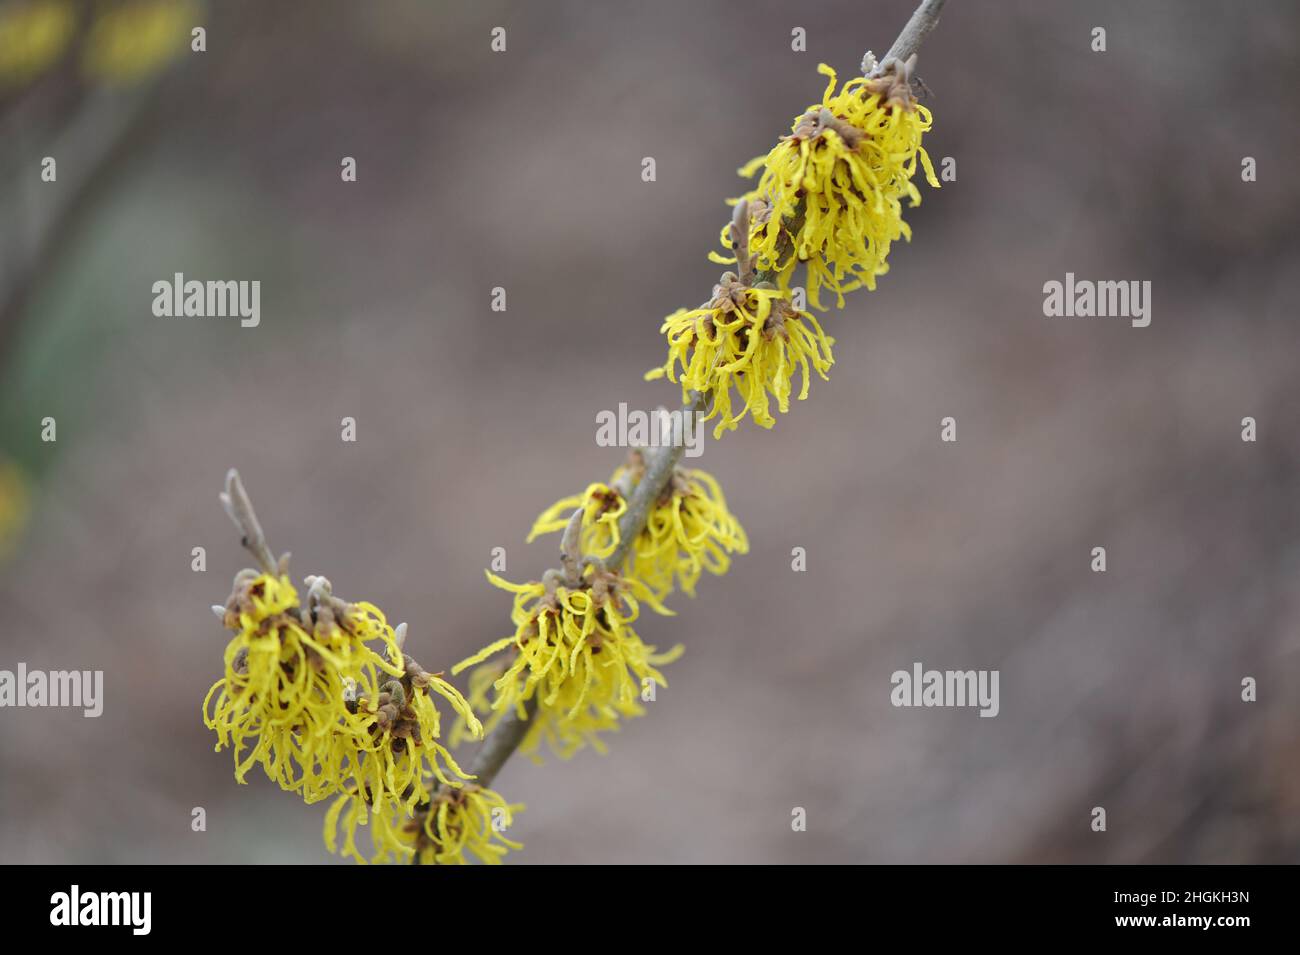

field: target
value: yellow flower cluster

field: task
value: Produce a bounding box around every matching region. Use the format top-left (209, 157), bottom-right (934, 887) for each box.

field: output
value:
top-left (646, 274), bottom-right (834, 437)
top-left (0, 0), bottom-right (75, 89)
top-left (717, 63), bottom-right (939, 309)
top-left (326, 783), bottom-right (523, 865)
top-left (204, 56), bottom-right (943, 866)
top-left (529, 459), bottom-right (747, 600)
top-left (0, 457), bottom-right (30, 561)
top-left (0, 0), bottom-right (195, 90)
top-left (203, 572), bottom-right (384, 795)
top-left (340, 649), bottom-right (480, 810)
top-left (203, 570), bottom-right (506, 862)
top-left (453, 569), bottom-right (683, 759)
top-left (81, 0), bottom-right (198, 85)
top-left (528, 480), bottom-right (625, 559)
top-left (634, 466), bottom-right (748, 598)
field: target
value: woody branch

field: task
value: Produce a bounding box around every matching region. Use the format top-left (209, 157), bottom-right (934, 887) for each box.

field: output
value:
top-left (451, 0), bottom-right (950, 804)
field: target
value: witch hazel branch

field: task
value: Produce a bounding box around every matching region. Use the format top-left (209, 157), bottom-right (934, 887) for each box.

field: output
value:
top-left (201, 0), bottom-right (948, 864)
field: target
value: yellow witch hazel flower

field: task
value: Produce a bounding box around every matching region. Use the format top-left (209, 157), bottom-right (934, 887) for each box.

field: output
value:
top-left (203, 571), bottom-right (383, 794)
top-left (528, 480), bottom-right (626, 559)
top-left (0, 0), bottom-right (76, 90)
top-left (81, 0), bottom-right (198, 85)
top-left (714, 61), bottom-right (939, 309)
top-left (203, 570), bottom-right (478, 803)
top-left (338, 648), bottom-right (481, 810)
top-left (631, 464), bottom-right (748, 598)
top-left (325, 782), bottom-right (523, 865)
top-left (453, 564), bottom-right (683, 759)
top-left (0, 457), bottom-right (31, 561)
top-left (647, 271), bottom-right (834, 438)
top-left (0, 0), bottom-right (198, 91)
top-left (529, 457), bottom-right (748, 600)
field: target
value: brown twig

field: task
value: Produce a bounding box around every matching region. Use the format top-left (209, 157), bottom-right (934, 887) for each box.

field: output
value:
top-left (465, 697), bottom-right (539, 790)
top-left (608, 392), bottom-right (707, 567)
top-left (218, 469), bottom-right (280, 576)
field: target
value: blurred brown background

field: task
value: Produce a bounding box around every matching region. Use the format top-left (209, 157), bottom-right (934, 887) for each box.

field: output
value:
top-left (1, 0), bottom-right (1298, 864)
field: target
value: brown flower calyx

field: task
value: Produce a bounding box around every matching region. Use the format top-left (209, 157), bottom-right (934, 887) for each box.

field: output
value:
top-left (653, 466), bottom-right (692, 510)
top-left (746, 196), bottom-right (773, 229)
top-left (762, 296), bottom-right (799, 341)
top-left (537, 556), bottom-right (629, 616)
top-left (863, 52), bottom-right (921, 109)
top-left (402, 653), bottom-right (446, 691)
top-left (218, 568), bottom-right (268, 630)
top-left (595, 479), bottom-right (630, 516)
top-left (217, 569), bottom-right (370, 647)
top-left (362, 681), bottom-right (420, 748)
top-left (584, 562), bottom-right (631, 608)
top-left (708, 271), bottom-right (752, 313)
top-left (354, 652), bottom-right (447, 745)
top-left (369, 679), bottom-right (408, 728)
top-left (789, 106), bottom-right (866, 149)
top-left (301, 574), bottom-right (357, 637)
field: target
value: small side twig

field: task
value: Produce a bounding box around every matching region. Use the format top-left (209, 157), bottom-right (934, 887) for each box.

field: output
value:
top-left (731, 199), bottom-right (754, 285)
top-left (218, 469), bottom-right (280, 576)
top-left (558, 508), bottom-right (585, 586)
